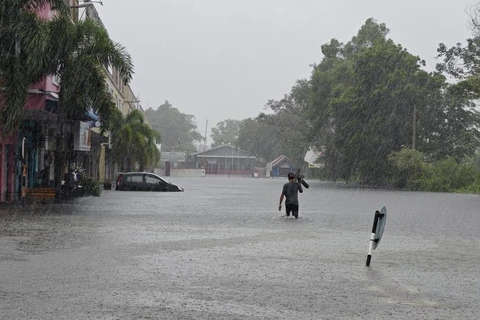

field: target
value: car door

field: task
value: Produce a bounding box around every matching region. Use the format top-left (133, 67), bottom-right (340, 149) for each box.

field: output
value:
top-left (122, 174), bottom-right (134, 190)
top-left (128, 173), bottom-right (144, 191)
top-left (145, 174), bottom-right (167, 191)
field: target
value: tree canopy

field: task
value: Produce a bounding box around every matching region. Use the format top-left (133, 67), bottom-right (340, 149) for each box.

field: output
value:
top-left (110, 109), bottom-right (160, 172)
top-left (233, 18), bottom-right (480, 187)
top-left (144, 101), bottom-right (203, 152)
top-left (0, 0), bottom-right (69, 133)
top-left (210, 119), bottom-right (241, 148)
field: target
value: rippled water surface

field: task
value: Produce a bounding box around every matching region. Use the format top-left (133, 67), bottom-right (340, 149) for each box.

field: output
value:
top-left (1, 177), bottom-right (479, 319)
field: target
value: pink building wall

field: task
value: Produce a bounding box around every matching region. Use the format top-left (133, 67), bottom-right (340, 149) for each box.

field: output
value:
top-left (25, 78), bottom-right (60, 111)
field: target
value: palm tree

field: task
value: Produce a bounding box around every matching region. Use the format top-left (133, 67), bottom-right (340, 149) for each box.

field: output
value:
top-left (46, 14), bottom-right (134, 198)
top-left (110, 109), bottom-right (161, 172)
top-left (0, 0), bottom-right (68, 133)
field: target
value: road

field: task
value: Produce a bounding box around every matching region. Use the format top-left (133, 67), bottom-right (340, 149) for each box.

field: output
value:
top-left (1, 177), bottom-right (479, 319)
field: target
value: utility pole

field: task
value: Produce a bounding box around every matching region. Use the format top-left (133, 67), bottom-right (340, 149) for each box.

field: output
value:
top-left (204, 119), bottom-right (208, 152)
top-left (412, 105), bottom-right (416, 150)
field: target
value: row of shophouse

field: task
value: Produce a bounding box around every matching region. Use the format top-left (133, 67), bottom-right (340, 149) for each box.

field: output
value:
top-left (0, 1), bottom-right (144, 202)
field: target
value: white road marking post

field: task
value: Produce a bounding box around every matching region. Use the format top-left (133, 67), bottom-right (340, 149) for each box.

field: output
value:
top-left (366, 210), bottom-right (380, 267)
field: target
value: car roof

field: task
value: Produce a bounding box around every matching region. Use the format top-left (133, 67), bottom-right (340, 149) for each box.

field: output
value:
top-left (122, 172), bottom-right (159, 176)
top-left (120, 172), bottom-right (170, 182)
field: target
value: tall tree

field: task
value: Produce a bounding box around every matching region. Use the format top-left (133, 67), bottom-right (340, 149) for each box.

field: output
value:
top-left (210, 119), bottom-right (241, 148)
top-left (330, 39), bottom-right (436, 184)
top-left (264, 83), bottom-right (311, 166)
top-left (299, 18), bottom-right (476, 184)
top-left (342, 18), bottom-right (389, 58)
top-left (436, 2), bottom-right (480, 98)
top-left (304, 50), bottom-right (355, 179)
top-left (237, 80), bottom-right (311, 165)
top-left (145, 101), bottom-right (202, 152)
top-left (414, 80), bottom-right (480, 161)
top-left (435, 4), bottom-right (480, 160)
top-left (237, 115), bottom-right (284, 162)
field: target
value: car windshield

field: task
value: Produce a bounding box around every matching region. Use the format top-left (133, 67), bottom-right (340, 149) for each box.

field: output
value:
top-left (159, 177), bottom-right (170, 184)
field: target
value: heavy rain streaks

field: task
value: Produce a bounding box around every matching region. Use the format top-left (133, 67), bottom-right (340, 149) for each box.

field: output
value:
top-left (2, 0), bottom-right (480, 319)
top-left (1, 177), bottom-right (479, 319)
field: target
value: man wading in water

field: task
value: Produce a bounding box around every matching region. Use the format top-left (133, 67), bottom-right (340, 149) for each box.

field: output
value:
top-left (278, 172), bottom-right (303, 218)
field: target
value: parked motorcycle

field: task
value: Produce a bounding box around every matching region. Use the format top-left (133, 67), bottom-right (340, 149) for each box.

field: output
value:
top-left (61, 168), bottom-right (85, 198)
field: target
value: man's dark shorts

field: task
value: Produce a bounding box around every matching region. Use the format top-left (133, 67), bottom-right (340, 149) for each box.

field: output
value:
top-left (285, 203), bottom-right (299, 218)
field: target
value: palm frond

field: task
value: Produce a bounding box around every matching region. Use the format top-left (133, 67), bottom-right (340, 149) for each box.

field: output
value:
top-left (0, 60), bottom-right (29, 134)
top-left (75, 19), bottom-right (134, 84)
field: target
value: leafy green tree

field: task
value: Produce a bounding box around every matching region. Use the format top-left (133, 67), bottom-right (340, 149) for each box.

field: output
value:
top-left (300, 19), bottom-right (392, 182)
top-left (210, 119), bottom-right (241, 148)
top-left (237, 80), bottom-right (311, 166)
top-left (298, 20), bottom-right (391, 180)
top-left (436, 39), bottom-right (480, 80)
top-left (475, 152), bottom-right (480, 169)
top-left (237, 115), bottom-right (284, 162)
top-left (264, 89), bottom-right (311, 165)
top-left (0, 0), bottom-right (69, 133)
top-left (330, 39), bottom-right (435, 184)
top-left (301, 18), bottom-right (478, 185)
top-left (110, 109), bottom-right (160, 172)
top-left (342, 18), bottom-right (390, 58)
top-left (417, 90), bottom-right (480, 161)
top-left (306, 48), bottom-right (354, 180)
top-left (145, 101), bottom-right (202, 152)
top-left (435, 11), bottom-right (480, 160)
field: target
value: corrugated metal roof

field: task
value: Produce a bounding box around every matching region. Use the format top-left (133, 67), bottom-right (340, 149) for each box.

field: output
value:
top-left (269, 155), bottom-right (294, 167)
top-left (192, 144), bottom-right (256, 159)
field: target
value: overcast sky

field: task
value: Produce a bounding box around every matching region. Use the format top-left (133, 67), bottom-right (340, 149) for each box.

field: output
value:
top-left (94, 0), bottom-right (476, 138)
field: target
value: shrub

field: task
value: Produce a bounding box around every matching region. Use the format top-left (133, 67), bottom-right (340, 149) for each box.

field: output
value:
top-left (387, 148), bottom-right (426, 190)
top-left (419, 157), bottom-right (480, 192)
top-left (79, 175), bottom-right (101, 196)
top-left (388, 150), bottom-right (480, 193)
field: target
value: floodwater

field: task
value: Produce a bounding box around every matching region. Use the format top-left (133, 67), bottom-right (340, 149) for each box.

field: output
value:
top-left (0, 177), bottom-right (479, 319)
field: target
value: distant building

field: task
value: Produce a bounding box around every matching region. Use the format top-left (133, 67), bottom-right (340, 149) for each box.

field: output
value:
top-left (191, 145), bottom-right (256, 176)
top-left (266, 155), bottom-right (296, 178)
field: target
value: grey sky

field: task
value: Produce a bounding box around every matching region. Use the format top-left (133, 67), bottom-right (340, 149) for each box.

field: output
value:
top-left (95, 0), bottom-right (476, 138)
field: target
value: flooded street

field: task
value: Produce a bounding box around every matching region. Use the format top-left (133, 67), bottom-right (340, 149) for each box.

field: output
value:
top-left (1, 177), bottom-right (479, 319)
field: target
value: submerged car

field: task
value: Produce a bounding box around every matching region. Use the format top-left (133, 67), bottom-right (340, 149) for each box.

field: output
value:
top-left (115, 172), bottom-right (184, 192)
